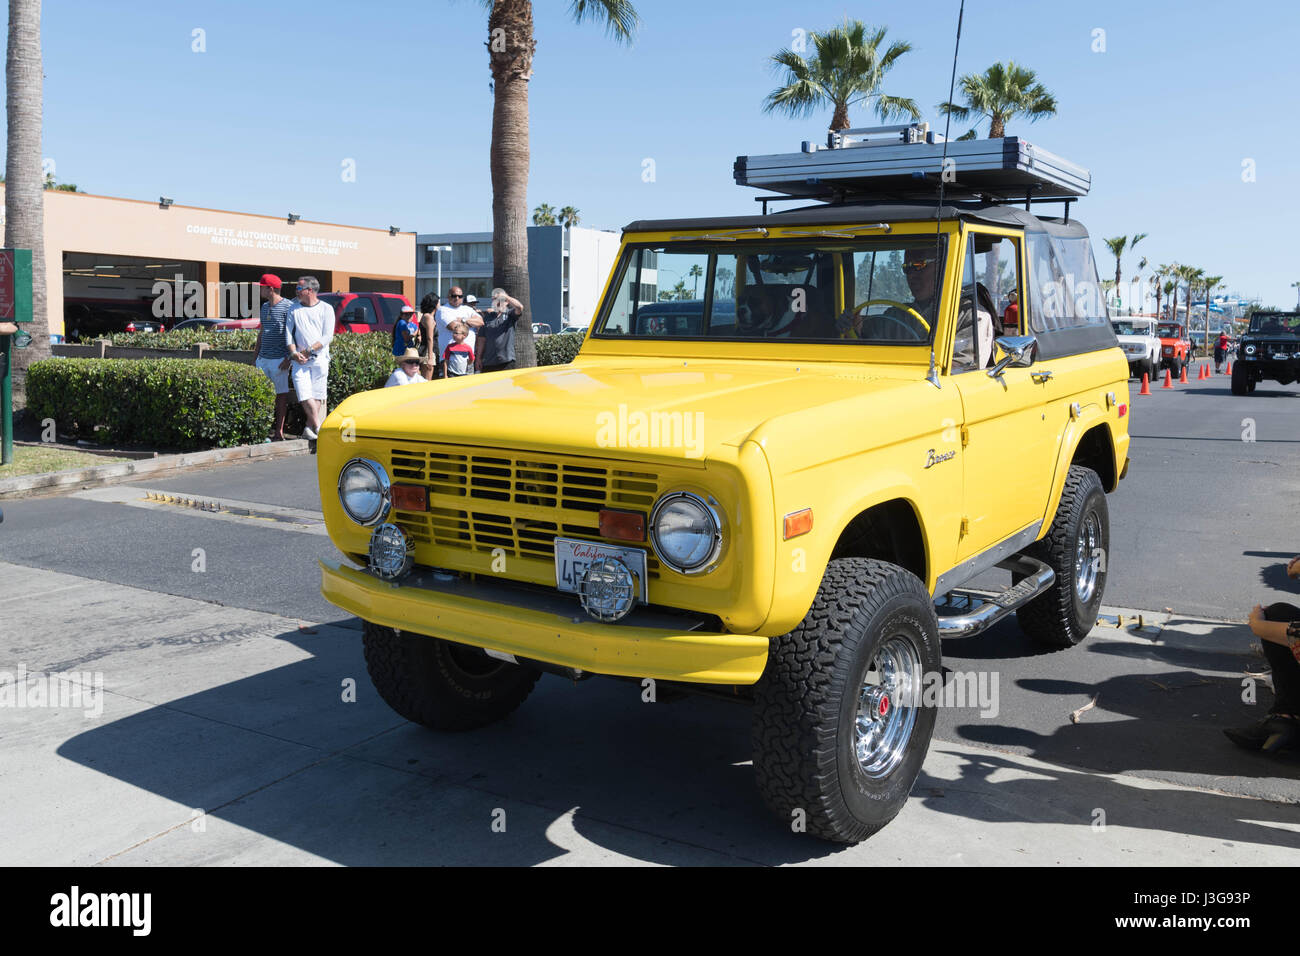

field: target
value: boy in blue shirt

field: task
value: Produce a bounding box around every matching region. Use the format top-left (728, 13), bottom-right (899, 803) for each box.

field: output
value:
top-left (392, 305), bottom-right (420, 356)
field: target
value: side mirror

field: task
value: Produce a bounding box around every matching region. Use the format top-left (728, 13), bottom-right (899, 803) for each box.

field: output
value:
top-left (988, 335), bottom-right (1038, 377)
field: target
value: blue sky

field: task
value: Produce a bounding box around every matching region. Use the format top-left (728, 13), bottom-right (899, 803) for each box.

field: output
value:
top-left (15, 0), bottom-right (1300, 306)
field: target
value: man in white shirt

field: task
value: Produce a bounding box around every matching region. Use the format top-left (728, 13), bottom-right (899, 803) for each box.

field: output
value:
top-left (433, 286), bottom-right (484, 373)
top-left (285, 275), bottom-right (335, 439)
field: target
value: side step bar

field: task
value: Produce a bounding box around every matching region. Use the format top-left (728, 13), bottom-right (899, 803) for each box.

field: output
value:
top-left (934, 554), bottom-right (1055, 638)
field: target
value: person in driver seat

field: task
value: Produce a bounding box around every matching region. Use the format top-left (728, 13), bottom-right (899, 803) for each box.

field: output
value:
top-left (836, 246), bottom-right (941, 342)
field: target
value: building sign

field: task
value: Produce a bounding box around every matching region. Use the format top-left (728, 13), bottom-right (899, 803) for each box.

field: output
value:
top-left (185, 224), bottom-right (361, 257)
top-left (0, 248), bottom-right (33, 322)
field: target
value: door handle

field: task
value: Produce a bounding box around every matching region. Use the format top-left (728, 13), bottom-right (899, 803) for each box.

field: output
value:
top-left (1031, 370), bottom-right (1053, 384)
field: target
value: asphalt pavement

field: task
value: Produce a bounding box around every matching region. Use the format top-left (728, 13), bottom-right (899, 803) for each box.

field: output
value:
top-left (0, 365), bottom-right (1297, 865)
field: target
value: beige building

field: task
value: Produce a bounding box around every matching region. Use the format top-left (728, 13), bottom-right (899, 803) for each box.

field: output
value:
top-left (0, 187), bottom-right (415, 334)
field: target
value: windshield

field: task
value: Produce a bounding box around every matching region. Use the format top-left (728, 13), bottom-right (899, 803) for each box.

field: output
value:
top-left (593, 236), bottom-right (948, 344)
top-left (1248, 313), bottom-right (1300, 334)
top-left (1156, 324), bottom-right (1182, 338)
top-left (1111, 321), bottom-right (1150, 335)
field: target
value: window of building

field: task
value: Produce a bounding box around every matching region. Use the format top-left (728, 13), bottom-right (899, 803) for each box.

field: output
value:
top-left (456, 242), bottom-right (492, 264)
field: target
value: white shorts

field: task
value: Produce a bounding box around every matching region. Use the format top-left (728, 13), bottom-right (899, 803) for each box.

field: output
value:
top-left (255, 355), bottom-right (290, 394)
top-left (291, 360), bottom-right (328, 402)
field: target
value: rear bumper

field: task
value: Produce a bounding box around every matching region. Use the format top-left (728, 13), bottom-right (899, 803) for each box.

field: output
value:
top-left (320, 560), bottom-right (770, 685)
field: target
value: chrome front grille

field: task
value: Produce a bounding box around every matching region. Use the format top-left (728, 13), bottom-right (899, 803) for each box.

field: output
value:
top-left (389, 445), bottom-right (662, 573)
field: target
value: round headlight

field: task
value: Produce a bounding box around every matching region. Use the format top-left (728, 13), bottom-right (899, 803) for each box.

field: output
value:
top-left (338, 458), bottom-right (390, 526)
top-left (1244, 344), bottom-right (1256, 355)
top-left (650, 491), bottom-right (722, 574)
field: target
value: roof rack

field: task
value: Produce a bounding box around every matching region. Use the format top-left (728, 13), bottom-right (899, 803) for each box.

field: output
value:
top-left (735, 123), bottom-right (1090, 206)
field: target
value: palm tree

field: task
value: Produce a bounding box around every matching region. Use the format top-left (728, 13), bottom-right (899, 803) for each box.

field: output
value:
top-left (716, 267), bottom-right (734, 298)
top-left (1156, 264), bottom-right (1179, 319)
top-left (1180, 265), bottom-right (1203, 326)
top-left (938, 61), bottom-right (1058, 139)
top-left (5, 0), bottom-right (48, 378)
top-left (558, 205), bottom-right (580, 228)
top-left (487, 1), bottom-right (639, 368)
top-left (1291, 280), bottom-right (1300, 310)
top-left (762, 19), bottom-right (919, 139)
top-left (688, 264), bottom-right (703, 297)
top-left (531, 203), bottom-right (557, 226)
top-left (1102, 233), bottom-right (1146, 311)
top-left (1201, 274), bottom-right (1223, 353)
top-left (1162, 279), bottom-right (1177, 321)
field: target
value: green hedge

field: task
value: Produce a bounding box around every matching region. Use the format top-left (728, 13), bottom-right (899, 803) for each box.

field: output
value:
top-left (26, 357), bottom-right (274, 449)
top-left (108, 329), bottom-right (260, 350)
top-left (39, 329), bottom-right (581, 446)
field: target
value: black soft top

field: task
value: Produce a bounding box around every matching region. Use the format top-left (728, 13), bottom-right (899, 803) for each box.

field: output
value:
top-left (623, 201), bottom-right (1089, 239)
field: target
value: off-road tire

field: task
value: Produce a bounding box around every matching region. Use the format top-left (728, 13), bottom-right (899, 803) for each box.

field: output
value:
top-left (361, 621), bottom-right (540, 730)
top-left (1231, 362), bottom-right (1249, 396)
top-left (1015, 465), bottom-right (1108, 648)
top-left (752, 558), bottom-right (940, 843)
top-left (1141, 358), bottom-right (1156, 382)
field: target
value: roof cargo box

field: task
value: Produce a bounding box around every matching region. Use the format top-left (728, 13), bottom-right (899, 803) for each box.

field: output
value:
top-left (735, 125), bottom-right (1090, 202)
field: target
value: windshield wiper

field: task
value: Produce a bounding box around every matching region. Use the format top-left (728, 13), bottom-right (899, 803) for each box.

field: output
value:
top-left (668, 227), bottom-right (770, 242)
top-left (778, 223), bottom-right (893, 238)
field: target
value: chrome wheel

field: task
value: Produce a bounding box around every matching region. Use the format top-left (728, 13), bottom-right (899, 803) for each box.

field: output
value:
top-left (1074, 511), bottom-right (1101, 604)
top-left (854, 635), bottom-right (922, 779)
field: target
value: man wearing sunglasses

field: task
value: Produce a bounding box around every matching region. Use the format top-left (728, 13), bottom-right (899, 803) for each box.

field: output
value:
top-left (836, 246), bottom-right (941, 341)
top-left (433, 286), bottom-right (485, 375)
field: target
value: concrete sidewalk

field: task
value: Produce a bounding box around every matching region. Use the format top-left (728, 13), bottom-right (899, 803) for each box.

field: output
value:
top-left (0, 560), bottom-right (1295, 866)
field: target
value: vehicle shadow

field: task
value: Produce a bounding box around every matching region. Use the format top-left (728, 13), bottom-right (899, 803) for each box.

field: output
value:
top-left (956, 669), bottom-right (1300, 793)
top-left (1176, 387), bottom-right (1300, 399)
top-left (913, 748), bottom-right (1300, 850)
top-left (56, 621), bottom-right (846, 866)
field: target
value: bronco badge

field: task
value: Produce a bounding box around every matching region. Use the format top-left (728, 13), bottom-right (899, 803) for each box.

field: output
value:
top-left (924, 448), bottom-right (956, 468)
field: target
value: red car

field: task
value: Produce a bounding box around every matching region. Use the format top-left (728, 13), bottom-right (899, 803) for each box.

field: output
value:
top-left (319, 292), bottom-right (413, 334)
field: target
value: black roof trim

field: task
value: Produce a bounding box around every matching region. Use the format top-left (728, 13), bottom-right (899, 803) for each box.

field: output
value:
top-left (623, 201), bottom-right (1088, 237)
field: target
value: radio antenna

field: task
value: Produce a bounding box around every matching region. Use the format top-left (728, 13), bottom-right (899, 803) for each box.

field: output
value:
top-left (927, 0), bottom-right (965, 389)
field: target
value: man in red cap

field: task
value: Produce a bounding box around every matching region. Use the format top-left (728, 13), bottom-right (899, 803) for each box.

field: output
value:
top-left (255, 273), bottom-right (294, 440)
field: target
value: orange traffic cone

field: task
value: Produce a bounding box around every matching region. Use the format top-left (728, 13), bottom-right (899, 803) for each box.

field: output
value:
top-left (1200, 363), bottom-right (1208, 379)
top-left (1162, 367), bottom-right (1175, 388)
top-left (1226, 360), bottom-right (1232, 374)
top-left (1139, 372), bottom-right (1152, 395)
top-left (1179, 364), bottom-right (1189, 383)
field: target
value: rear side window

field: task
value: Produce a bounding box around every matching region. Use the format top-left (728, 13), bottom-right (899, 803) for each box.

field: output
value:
top-left (1027, 233), bottom-right (1109, 333)
top-left (378, 296), bottom-right (405, 326)
top-left (339, 295), bottom-right (377, 326)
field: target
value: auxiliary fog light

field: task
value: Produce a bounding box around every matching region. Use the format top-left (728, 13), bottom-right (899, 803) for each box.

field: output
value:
top-left (368, 523), bottom-right (414, 581)
top-left (579, 557), bottom-right (637, 623)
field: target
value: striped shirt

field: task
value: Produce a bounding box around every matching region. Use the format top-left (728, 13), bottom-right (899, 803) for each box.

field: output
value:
top-left (258, 298), bottom-right (293, 359)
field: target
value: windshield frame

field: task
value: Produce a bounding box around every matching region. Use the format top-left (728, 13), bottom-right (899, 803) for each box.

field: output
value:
top-left (588, 233), bottom-right (951, 349)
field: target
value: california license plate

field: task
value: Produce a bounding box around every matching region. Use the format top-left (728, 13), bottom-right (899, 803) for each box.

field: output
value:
top-left (554, 537), bottom-right (648, 603)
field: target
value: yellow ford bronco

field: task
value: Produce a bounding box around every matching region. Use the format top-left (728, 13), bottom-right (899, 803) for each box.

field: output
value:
top-left (317, 126), bottom-right (1130, 843)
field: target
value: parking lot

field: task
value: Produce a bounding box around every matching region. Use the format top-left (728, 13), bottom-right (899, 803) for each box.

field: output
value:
top-left (1, 367), bottom-right (1297, 865)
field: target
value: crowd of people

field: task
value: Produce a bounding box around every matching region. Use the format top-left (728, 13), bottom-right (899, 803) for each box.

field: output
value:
top-left (252, 274), bottom-right (524, 440)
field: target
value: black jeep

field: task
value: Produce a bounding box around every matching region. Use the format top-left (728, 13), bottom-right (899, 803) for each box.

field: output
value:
top-left (1232, 311), bottom-right (1300, 395)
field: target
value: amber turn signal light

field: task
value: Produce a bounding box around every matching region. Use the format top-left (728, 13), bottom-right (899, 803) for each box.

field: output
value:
top-left (390, 484), bottom-right (428, 513)
top-left (783, 508), bottom-right (813, 540)
top-left (599, 508), bottom-right (646, 542)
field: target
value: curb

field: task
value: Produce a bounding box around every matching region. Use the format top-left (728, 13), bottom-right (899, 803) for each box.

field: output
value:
top-left (0, 439), bottom-right (312, 499)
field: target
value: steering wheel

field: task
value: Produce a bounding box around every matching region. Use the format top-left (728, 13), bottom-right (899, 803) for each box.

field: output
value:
top-left (843, 298), bottom-right (932, 340)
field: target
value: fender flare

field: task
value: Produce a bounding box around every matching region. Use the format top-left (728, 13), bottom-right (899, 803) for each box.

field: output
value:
top-left (1040, 405), bottom-right (1115, 529)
